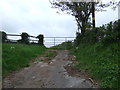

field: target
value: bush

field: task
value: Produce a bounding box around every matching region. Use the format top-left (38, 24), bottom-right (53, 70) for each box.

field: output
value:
top-left (81, 28), bottom-right (99, 43)
top-left (75, 27), bottom-right (105, 44)
top-left (18, 32), bottom-right (29, 44)
top-left (74, 32), bottom-right (83, 45)
top-left (102, 20), bottom-right (120, 43)
top-left (36, 34), bottom-right (44, 45)
top-left (75, 19), bottom-right (120, 45)
top-left (71, 43), bottom-right (119, 88)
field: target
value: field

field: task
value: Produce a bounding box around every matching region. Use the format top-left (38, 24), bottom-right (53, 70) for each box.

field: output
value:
top-left (71, 42), bottom-right (119, 88)
top-left (2, 43), bottom-right (46, 77)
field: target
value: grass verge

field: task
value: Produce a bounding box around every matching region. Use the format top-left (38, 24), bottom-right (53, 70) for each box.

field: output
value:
top-left (0, 43), bottom-right (2, 82)
top-left (71, 42), bottom-right (119, 88)
top-left (2, 43), bottom-right (46, 77)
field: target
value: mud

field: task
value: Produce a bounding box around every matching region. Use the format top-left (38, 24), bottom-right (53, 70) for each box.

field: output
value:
top-left (3, 50), bottom-right (98, 88)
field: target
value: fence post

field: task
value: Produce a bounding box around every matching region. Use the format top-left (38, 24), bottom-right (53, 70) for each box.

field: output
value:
top-left (1, 31), bottom-right (7, 43)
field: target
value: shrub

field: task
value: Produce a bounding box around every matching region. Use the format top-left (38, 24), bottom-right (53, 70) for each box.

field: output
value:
top-left (75, 19), bottom-right (120, 45)
top-left (18, 32), bottom-right (29, 44)
top-left (36, 34), bottom-right (44, 45)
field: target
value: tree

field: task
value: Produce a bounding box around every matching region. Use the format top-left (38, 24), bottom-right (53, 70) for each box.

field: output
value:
top-left (96, 0), bottom-right (120, 11)
top-left (92, 2), bottom-right (95, 28)
top-left (51, 0), bottom-right (119, 35)
top-left (51, 1), bottom-right (93, 35)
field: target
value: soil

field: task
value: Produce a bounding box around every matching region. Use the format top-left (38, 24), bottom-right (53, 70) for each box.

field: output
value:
top-left (3, 50), bottom-right (98, 88)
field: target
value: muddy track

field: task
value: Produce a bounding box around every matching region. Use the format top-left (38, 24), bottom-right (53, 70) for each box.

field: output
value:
top-left (3, 50), bottom-right (97, 88)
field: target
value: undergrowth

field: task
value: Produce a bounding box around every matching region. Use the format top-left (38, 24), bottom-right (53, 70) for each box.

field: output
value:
top-left (71, 42), bottom-right (119, 88)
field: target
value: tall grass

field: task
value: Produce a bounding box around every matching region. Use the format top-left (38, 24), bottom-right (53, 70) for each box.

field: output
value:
top-left (71, 42), bottom-right (119, 88)
top-left (2, 43), bottom-right (46, 77)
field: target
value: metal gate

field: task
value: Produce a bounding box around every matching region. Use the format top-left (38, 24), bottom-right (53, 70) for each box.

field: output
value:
top-left (44, 37), bottom-right (75, 48)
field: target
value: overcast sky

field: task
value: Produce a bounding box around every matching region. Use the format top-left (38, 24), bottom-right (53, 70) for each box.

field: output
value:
top-left (0, 0), bottom-right (119, 46)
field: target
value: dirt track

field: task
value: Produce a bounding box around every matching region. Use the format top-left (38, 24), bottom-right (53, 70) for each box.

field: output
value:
top-left (3, 50), bottom-right (97, 88)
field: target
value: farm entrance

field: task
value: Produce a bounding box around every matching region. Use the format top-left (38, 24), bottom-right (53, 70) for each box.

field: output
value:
top-left (44, 37), bottom-right (75, 48)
